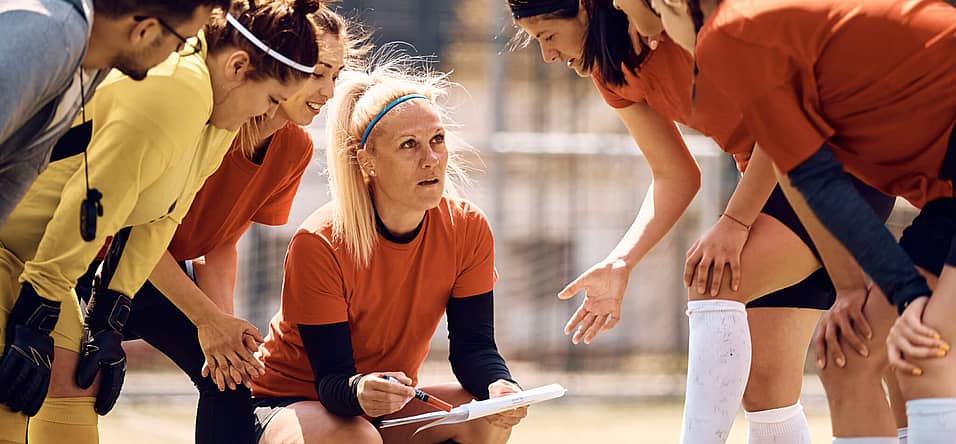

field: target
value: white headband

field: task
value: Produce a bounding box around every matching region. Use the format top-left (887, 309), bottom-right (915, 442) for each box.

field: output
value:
top-left (225, 13), bottom-right (316, 74)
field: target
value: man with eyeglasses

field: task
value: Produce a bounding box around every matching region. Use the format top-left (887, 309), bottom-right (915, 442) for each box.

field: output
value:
top-left (0, 0), bottom-right (228, 232)
top-left (0, 0), bottom-right (227, 441)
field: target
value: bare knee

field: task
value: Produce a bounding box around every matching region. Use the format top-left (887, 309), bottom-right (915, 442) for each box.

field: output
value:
top-left (48, 347), bottom-right (97, 398)
top-left (819, 339), bottom-right (890, 393)
top-left (325, 418), bottom-right (382, 444)
top-left (743, 360), bottom-right (801, 411)
top-left (454, 420), bottom-right (512, 444)
top-left (264, 402), bottom-right (382, 444)
top-left (820, 298), bottom-right (895, 392)
top-left (818, 352), bottom-right (890, 414)
top-left (820, 353), bottom-right (888, 389)
top-left (297, 415), bottom-right (381, 444)
top-left (744, 308), bottom-right (818, 412)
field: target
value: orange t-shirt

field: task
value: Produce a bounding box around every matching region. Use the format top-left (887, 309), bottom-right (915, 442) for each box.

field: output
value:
top-left (167, 121), bottom-right (313, 260)
top-left (697, 0), bottom-right (956, 207)
top-left (252, 197), bottom-right (498, 399)
top-left (592, 34), bottom-right (756, 171)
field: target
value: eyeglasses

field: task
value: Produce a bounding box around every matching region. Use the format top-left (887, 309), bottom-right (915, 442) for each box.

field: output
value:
top-left (134, 15), bottom-right (203, 56)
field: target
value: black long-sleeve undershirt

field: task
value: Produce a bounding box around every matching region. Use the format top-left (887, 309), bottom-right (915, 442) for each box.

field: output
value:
top-left (787, 145), bottom-right (932, 312)
top-left (297, 290), bottom-right (514, 416)
top-left (446, 291), bottom-right (515, 400)
top-left (297, 323), bottom-right (364, 417)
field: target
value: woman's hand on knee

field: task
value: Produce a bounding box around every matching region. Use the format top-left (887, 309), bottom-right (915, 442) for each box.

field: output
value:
top-left (356, 372), bottom-right (415, 417)
top-left (683, 216), bottom-right (749, 297)
top-left (484, 380), bottom-right (528, 429)
top-left (814, 286), bottom-right (873, 369)
top-left (887, 296), bottom-right (949, 376)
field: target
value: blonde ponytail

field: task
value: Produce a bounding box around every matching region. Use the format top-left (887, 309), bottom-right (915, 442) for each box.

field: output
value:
top-left (325, 55), bottom-right (471, 268)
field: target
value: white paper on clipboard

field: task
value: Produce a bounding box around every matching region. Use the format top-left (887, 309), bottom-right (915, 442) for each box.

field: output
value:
top-left (378, 384), bottom-right (567, 433)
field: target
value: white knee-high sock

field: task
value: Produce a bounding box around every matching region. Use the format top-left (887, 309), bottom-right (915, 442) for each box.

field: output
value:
top-left (907, 398), bottom-right (956, 444)
top-left (680, 300), bottom-right (751, 444)
top-left (746, 402), bottom-right (811, 444)
top-left (897, 427), bottom-right (907, 444)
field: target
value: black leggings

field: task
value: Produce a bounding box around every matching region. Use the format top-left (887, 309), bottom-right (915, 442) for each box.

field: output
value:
top-left (78, 262), bottom-right (256, 444)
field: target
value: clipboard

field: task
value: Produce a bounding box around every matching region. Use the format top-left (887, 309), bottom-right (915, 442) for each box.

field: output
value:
top-left (378, 384), bottom-right (567, 433)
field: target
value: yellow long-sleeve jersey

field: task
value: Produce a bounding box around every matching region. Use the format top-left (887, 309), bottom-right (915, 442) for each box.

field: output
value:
top-left (0, 34), bottom-right (235, 350)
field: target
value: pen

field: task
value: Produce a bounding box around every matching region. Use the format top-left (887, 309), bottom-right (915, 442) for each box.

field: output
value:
top-left (380, 375), bottom-right (454, 412)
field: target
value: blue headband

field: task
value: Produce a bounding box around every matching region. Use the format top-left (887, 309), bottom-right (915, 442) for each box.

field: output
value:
top-left (360, 94), bottom-right (428, 147)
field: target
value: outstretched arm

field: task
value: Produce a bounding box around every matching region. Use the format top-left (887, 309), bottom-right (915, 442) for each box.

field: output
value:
top-left (560, 101), bottom-right (700, 344)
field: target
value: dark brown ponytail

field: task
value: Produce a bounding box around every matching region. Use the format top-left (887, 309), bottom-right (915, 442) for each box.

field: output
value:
top-left (204, 0), bottom-right (322, 83)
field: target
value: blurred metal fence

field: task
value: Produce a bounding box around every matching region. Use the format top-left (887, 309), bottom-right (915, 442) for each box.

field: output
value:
top-left (217, 0), bottom-right (926, 376)
top-left (231, 129), bottom-right (733, 374)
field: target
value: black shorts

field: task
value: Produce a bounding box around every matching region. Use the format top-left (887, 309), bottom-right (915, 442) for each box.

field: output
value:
top-left (252, 396), bottom-right (310, 443)
top-left (899, 126), bottom-right (956, 276)
top-left (746, 176), bottom-right (896, 310)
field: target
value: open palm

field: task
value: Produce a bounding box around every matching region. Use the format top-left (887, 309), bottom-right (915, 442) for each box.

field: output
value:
top-left (558, 260), bottom-right (630, 344)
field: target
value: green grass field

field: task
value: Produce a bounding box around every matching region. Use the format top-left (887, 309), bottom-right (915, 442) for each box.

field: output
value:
top-left (98, 397), bottom-right (837, 443)
top-left (97, 358), bottom-right (842, 443)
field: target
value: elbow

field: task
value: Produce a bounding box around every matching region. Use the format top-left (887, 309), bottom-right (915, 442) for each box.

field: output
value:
top-left (656, 165), bottom-right (701, 197)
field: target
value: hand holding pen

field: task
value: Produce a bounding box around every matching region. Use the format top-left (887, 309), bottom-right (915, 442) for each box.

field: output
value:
top-left (380, 374), bottom-right (454, 412)
top-left (355, 372), bottom-right (416, 417)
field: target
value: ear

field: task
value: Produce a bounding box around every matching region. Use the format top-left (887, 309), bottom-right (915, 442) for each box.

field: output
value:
top-left (128, 16), bottom-right (162, 47)
top-left (576, 0), bottom-right (589, 24)
top-left (223, 51), bottom-right (253, 83)
top-left (356, 148), bottom-right (375, 177)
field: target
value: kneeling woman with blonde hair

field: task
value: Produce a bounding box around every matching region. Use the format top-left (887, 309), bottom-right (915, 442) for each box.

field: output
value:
top-left (250, 62), bottom-right (529, 443)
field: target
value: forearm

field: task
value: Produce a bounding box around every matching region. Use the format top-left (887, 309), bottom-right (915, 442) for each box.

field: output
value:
top-left (786, 145), bottom-right (929, 310)
top-left (607, 175), bottom-right (698, 270)
top-left (298, 322), bottom-right (364, 417)
top-left (148, 249), bottom-right (223, 326)
top-left (447, 292), bottom-right (514, 400)
top-left (193, 242), bottom-right (238, 314)
top-left (776, 170), bottom-right (866, 291)
top-left (610, 102), bottom-right (700, 270)
top-left (723, 145), bottom-right (777, 225)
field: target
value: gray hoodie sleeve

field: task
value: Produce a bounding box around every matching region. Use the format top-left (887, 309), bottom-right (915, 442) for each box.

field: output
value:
top-left (0, 1), bottom-right (88, 146)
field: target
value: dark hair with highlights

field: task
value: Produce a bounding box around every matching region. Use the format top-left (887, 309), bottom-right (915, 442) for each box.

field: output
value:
top-left (204, 0), bottom-right (323, 84)
top-left (96, 0), bottom-right (231, 25)
top-left (507, 0), bottom-right (647, 87)
top-left (235, 2), bottom-right (373, 157)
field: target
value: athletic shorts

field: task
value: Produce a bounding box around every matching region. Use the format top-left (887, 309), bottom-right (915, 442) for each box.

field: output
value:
top-left (252, 396), bottom-right (310, 442)
top-left (899, 125), bottom-right (956, 276)
top-left (746, 176), bottom-right (896, 310)
top-left (252, 396), bottom-right (388, 441)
